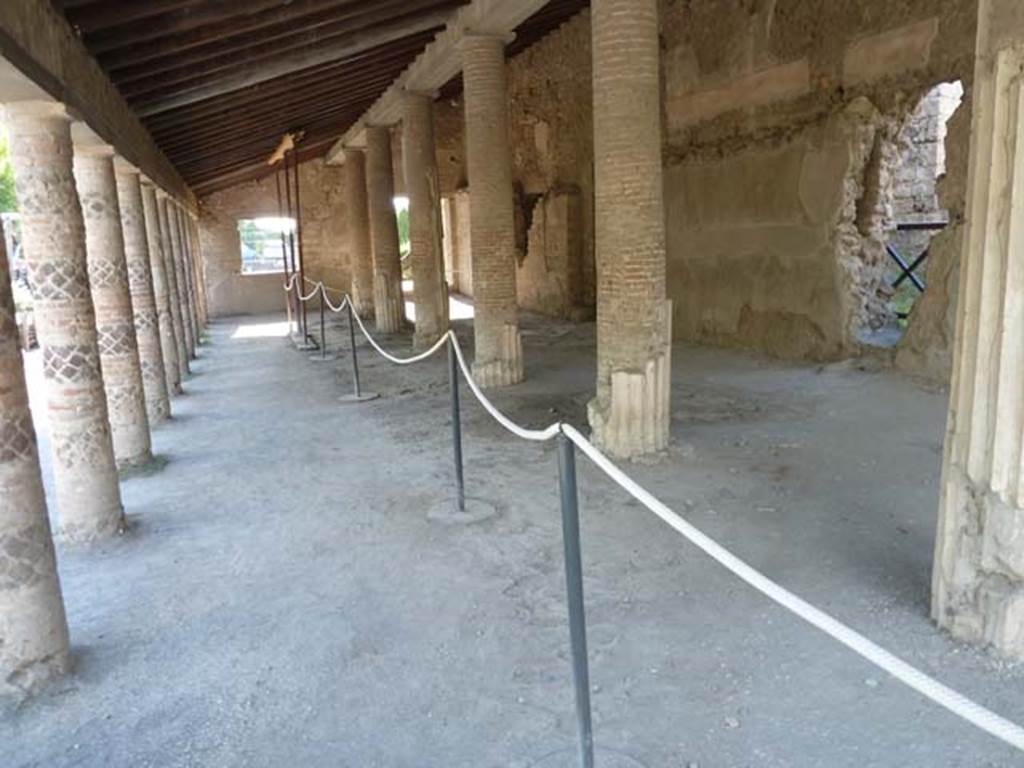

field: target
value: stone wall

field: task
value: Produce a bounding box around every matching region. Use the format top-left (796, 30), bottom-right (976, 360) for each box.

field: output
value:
top-left (660, 0), bottom-right (976, 361)
top-left (198, 158), bottom-right (347, 317)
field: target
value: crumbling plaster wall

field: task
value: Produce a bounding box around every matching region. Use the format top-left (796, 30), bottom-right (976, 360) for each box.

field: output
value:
top-left (660, 0), bottom-right (976, 361)
top-left (198, 158), bottom-right (348, 317)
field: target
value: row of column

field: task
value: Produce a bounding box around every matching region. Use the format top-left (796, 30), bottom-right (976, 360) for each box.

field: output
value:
top-left (338, 0), bottom-right (668, 460)
top-left (0, 100), bottom-right (207, 698)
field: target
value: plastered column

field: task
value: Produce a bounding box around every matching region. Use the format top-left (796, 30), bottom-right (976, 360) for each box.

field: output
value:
top-left (166, 202), bottom-right (195, 360)
top-left (73, 145), bottom-right (152, 468)
top-left (114, 161), bottom-right (170, 425)
top-left (365, 126), bottom-right (405, 333)
top-left (460, 34), bottom-right (523, 387)
top-left (587, 0), bottom-right (672, 459)
top-left (932, 0), bottom-right (1024, 656)
top-left (141, 181), bottom-right (181, 396)
top-left (344, 149), bottom-right (375, 319)
top-left (187, 214), bottom-right (209, 329)
top-left (0, 218), bottom-right (70, 698)
top-left (402, 91), bottom-right (449, 350)
top-left (5, 102), bottom-right (124, 542)
top-left (157, 193), bottom-right (189, 379)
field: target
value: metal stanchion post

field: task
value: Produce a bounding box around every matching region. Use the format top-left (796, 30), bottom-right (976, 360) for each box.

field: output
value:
top-left (339, 299), bottom-right (378, 403)
top-left (557, 433), bottom-right (595, 768)
top-left (309, 285), bottom-right (332, 362)
top-left (448, 336), bottom-right (465, 513)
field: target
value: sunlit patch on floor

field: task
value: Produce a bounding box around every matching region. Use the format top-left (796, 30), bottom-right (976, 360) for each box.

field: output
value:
top-left (231, 321), bottom-right (291, 339)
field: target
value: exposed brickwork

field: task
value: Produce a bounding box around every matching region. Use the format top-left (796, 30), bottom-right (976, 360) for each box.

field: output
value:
top-left (141, 181), bottom-right (182, 396)
top-left (164, 200), bottom-right (195, 361)
top-left (0, 216), bottom-right (70, 697)
top-left (173, 204), bottom-right (200, 350)
top-left (587, 0), bottom-right (671, 457)
top-left (365, 126), bottom-right (405, 333)
top-left (74, 148), bottom-right (152, 468)
top-left (460, 34), bottom-right (523, 387)
top-left (401, 92), bottom-right (449, 350)
top-left (343, 149), bottom-right (375, 319)
top-left (6, 102), bottom-right (124, 542)
top-left (115, 165), bottom-right (171, 424)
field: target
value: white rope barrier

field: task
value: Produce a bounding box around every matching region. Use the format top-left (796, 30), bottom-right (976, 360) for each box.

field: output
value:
top-left (283, 284), bottom-right (1024, 753)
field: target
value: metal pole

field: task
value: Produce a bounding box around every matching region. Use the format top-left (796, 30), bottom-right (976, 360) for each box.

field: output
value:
top-left (346, 300), bottom-right (362, 399)
top-left (447, 336), bottom-right (465, 513)
top-left (318, 285), bottom-right (327, 360)
top-left (556, 433), bottom-right (594, 768)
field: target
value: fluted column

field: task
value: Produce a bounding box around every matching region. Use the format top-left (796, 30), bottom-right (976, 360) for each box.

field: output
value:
top-left (933, 0), bottom-right (1024, 657)
top-left (365, 126), bottom-right (405, 333)
top-left (344, 149), bottom-right (375, 319)
top-left (157, 193), bottom-right (189, 380)
top-left (401, 91), bottom-right (449, 350)
top-left (5, 102), bottom-right (124, 542)
top-left (460, 34), bottom-right (523, 388)
top-left (0, 217), bottom-right (70, 698)
top-left (73, 144), bottom-right (152, 468)
top-left (114, 160), bottom-right (171, 425)
top-left (174, 204), bottom-right (200, 348)
top-left (165, 201), bottom-right (195, 360)
top-left (140, 181), bottom-right (181, 396)
top-left (587, 0), bottom-right (672, 459)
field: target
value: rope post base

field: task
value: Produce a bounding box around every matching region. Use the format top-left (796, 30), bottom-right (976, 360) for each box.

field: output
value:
top-left (557, 432), bottom-right (595, 768)
top-left (533, 747), bottom-right (647, 768)
top-left (426, 496), bottom-right (498, 525)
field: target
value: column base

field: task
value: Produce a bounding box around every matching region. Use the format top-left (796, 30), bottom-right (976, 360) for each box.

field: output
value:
top-left (933, 468), bottom-right (1024, 657)
top-left (472, 324), bottom-right (524, 388)
top-left (373, 280), bottom-right (404, 334)
top-left (146, 402), bottom-right (171, 426)
top-left (58, 507), bottom-right (126, 545)
top-left (588, 346), bottom-right (672, 460)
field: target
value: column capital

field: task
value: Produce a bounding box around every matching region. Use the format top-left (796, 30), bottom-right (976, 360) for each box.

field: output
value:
top-left (455, 30), bottom-right (515, 50)
top-left (113, 157), bottom-right (141, 176)
top-left (73, 141), bottom-right (116, 159)
top-left (400, 86), bottom-right (439, 103)
top-left (2, 100), bottom-right (72, 122)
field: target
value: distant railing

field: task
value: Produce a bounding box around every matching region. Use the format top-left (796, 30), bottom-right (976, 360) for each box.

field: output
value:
top-left (886, 220), bottom-right (947, 318)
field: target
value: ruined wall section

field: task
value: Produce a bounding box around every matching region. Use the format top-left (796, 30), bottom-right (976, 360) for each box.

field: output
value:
top-left (437, 11), bottom-right (595, 319)
top-left (198, 158), bottom-right (347, 317)
top-left (660, 0), bottom-right (976, 360)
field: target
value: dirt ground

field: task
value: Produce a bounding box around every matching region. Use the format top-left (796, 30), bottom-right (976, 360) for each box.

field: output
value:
top-left (2, 305), bottom-right (1022, 767)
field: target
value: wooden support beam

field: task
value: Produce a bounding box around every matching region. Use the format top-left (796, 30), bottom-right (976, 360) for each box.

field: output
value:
top-left (65, 0), bottom-right (206, 35)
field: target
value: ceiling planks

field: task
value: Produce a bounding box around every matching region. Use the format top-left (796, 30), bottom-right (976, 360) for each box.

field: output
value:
top-left (52, 0), bottom-right (589, 195)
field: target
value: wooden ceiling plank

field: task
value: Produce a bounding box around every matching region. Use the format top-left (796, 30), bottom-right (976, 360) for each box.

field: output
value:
top-left (66, 0), bottom-right (207, 35)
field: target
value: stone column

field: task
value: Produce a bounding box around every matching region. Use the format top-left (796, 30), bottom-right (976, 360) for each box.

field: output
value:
top-left (343, 149), bottom-right (375, 319)
top-left (0, 217), bottom-right (71, 698)
top-left (365, 125), bottom-right (405, 332)
top-left (5, 102), bottom-right (124, 542)
top-left (114, 160), bottom-right (171, 425)
top-left (174, 205), bottom-right (200, 347)
top-left (401, 91), bottom-right (449, 349)
top-left (165, 202), bottom-right (195, 360)
top-left (187, 214), bottom-right (209, 329)
top-left (587, 0), bottom-right (672, 459)
top-left (933, 0), bottom-right (1024, 657)
top-left (141, 181), bottom-right (181, 396)
top-left (157, 193), bottom-right (189, 379)
top-left (73, 144), bottom-right (153, 468)
top-left (460, 34), bottom-right (523, 387)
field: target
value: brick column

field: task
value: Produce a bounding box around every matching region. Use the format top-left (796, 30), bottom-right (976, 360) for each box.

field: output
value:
top-left (73, 145), bottom-right (152, 468)
top-left (933, 0), bottom-right (1024, 657)
top-left (140, 181), bottom-right (181, 396)
top-left (114, 161), bottom-right (171, 425)
top-left (157, 193), bottom-right (189, 380)
top-left (460, 34), bottom-right (523, 387)
top-left (343, 149), bottom-right (375, 319)
top-left (365, 126), bottom-right (405, 333)
top-left (5, 102), bottom-right (124, 542)
top-left (587, 0), bottom-right (672, 459)
top-left (173, 204), bottom-right (200, 348)
top-left (0, 217), bottom-right (70, 698)
top-left (165, 201), bottom-right (195, 360)
top-left (401, 91), bottom-right (449, 350)
top-left (186, 213), bottom-right (209, 329)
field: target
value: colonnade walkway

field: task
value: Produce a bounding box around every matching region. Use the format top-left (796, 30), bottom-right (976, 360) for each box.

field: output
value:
top-left (3, 312), bottom-right (1022, 767)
